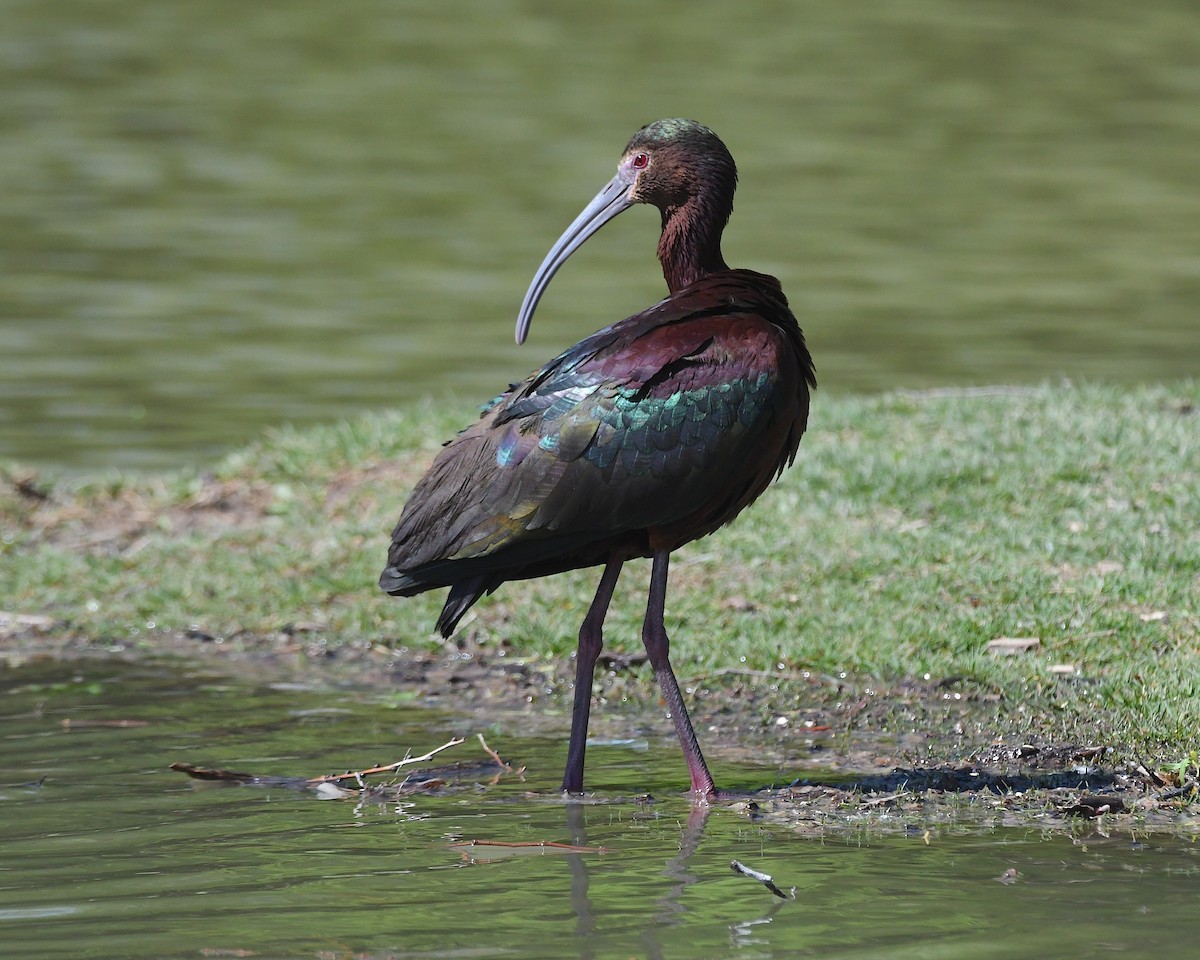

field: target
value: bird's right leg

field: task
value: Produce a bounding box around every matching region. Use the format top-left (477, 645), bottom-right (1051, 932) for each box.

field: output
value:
top-left (642, 550), bottom-right (717, 799)
top-left (562, 555), bottom-right (623, 793)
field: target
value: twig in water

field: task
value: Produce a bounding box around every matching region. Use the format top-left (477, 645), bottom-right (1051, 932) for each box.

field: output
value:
top-left (306, 737), bottom-right (466, 784)
top-left (476, 733), bottom-right (509, 769)
top-left (451, 840), bottom-right (607, 853)
top-left (730, 859), bottom-right (796, 900)
top-left (170, 735), bottom-right (511, 798)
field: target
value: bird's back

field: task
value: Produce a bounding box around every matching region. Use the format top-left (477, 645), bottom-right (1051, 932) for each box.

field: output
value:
top-left (380, 269), bottom-right (814, 633)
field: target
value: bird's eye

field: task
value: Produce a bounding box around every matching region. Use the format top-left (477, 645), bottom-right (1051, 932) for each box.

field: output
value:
top-left (631, 152), bottom-right (649, 169)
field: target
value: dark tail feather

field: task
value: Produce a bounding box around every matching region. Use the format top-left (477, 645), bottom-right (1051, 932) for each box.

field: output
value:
top-left (379, 565), bottom-right (422, 596)
top-left (435, 576), bottom-right (489, 637)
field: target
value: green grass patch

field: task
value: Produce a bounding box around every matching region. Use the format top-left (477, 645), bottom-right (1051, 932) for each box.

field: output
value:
top-left (2, 382), bottom-right (1197, 753)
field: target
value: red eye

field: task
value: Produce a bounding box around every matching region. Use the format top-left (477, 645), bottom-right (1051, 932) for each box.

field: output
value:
top-left (631, 152), bottom-right (649, 169)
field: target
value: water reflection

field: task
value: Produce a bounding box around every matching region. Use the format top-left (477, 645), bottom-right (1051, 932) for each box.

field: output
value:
top-left (559, 800), bottom-right (716, 959)
top-left (728, 900), bottom-right (790, 953)
top-left (565, 804), bottom-right (598, 949)
top-left (3, 657), bottom-right (1199, 959)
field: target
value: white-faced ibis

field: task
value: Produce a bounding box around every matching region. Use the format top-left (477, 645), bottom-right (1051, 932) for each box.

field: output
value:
top-left (380, 119), bottom-right (815, 799)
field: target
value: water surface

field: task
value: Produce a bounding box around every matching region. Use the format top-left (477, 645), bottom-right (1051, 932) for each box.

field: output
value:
top-left (2, 0), bottom-right (1198, 469)
top-left (2, 657), bottom-right (1197, 959)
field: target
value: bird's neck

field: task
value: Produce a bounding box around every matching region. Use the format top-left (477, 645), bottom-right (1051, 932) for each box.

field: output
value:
top-left (657, 197), bottom-right (730, 293)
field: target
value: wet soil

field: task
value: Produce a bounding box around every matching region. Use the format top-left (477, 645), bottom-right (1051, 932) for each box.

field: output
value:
top-left (4, 611), bottom-right (1195, 835)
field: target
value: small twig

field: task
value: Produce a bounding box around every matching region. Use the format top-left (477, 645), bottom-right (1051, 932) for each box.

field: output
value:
top-left (171, 735), bottom-right (513, 797)
top-left (476, 733), bottom-right (510, 770)
top-left (730, 859), bottom-right (796, 900)
top-left (1155, 780), bottom-right (1199, 803)
top-left (451, 840), bottom-right (607, 853)
top-left (306, 737), bottom-right (466, 784)
top-left (1134, 759), bottom-right (1168, 788)
top-left (169, 762), bottom-right (260, 784)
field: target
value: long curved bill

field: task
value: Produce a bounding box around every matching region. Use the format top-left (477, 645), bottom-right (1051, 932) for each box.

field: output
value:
top-left (515, 173), bottom-right (635, 344)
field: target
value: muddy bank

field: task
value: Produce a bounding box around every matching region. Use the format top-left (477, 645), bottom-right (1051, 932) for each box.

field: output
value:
top-left (4, 615), bottom-right (1195, 835)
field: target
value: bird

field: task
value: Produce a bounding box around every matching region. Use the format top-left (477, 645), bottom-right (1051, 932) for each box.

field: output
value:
top-left (380, 119), bottom-right (815, 800)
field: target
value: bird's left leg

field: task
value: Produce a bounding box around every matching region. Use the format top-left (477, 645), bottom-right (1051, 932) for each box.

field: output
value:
top-left (562, 555), bottom-right (623, 793)
top-left (642, 550), bottom-right (717, 799)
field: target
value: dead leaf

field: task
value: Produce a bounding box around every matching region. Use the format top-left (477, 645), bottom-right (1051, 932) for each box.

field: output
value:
top-left (721, 596), bottom-right (756, 612)
top-left (987, 637), bottom-right (1041, 655)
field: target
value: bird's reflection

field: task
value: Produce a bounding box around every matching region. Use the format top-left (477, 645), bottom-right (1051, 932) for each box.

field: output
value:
top-left (561, 796), bottom-right (715, 960)
top-left (564, 803), bottom-right (596, 953)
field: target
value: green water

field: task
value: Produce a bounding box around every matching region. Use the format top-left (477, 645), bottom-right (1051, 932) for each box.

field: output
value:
top-left (2, 657), bottom-right (1198, 959)
top-left (1, 0), bottom-right (1198, 470)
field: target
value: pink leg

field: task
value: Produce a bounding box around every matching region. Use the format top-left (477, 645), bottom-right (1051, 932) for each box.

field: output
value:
top-left (562, 557), bottom-right (623, 793)
top-left (642, 550), bottom-right (716, 799)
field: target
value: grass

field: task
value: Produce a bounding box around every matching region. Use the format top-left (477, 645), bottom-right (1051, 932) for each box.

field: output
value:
top-left (2, 380), bottom-right (1197, 756)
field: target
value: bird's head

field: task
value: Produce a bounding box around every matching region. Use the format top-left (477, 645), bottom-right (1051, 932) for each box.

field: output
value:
top-left (515, 119), bottom-right (737, 344)
top-left (621, 119), bottom-right (737, 216)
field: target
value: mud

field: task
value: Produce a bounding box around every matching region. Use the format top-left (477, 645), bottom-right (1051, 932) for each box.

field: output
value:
top-left (3, 614), bottom-right (1195, 835)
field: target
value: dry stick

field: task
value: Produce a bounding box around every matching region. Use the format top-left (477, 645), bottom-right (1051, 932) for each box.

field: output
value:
top-left (306, 736), bottom-right (466, 785)
top-left (1156, 779), bottom-right (1199, 803)
top-left (730, 860), bottom-right (796, 900)
top-left (451, 840), bottom-right (608, 853)
top-left (476, 733), bottom-right (509, 769)
top-left (475, 733), bottom-right (526, 786)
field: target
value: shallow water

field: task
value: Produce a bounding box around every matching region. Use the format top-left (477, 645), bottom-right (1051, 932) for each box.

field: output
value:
top-left (2, 0), bottom-right (1199, 470)
top-left (2, 657), bottom-right (1197, 959)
